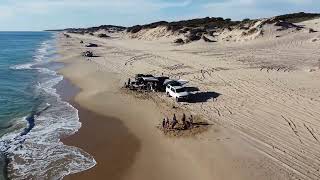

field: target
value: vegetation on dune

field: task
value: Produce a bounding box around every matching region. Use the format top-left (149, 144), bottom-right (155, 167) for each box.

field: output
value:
top-left (125, 12), bottom-right (320, 34)
top-left (126, 17), bottom-right (241, 33)
top-left (66, 25), bottom-right (126, 34)
top-left (272, 12), bottom-right (320, 23)
top-left (63, 12), bottom-right (320, 42)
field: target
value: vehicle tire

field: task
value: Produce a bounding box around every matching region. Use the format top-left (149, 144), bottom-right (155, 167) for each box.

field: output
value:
top-left (176, 97), bottom-right (179, 102)
top-left (167, 92), bottom-right (170, 97)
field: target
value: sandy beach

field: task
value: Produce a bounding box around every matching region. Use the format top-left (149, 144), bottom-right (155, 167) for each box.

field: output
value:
top-left (2, 1), bottom-right (320, 179)
top-left (57, 47), bottom-right (265, 180)
top-left (57, 17), bottom-right (320, 180)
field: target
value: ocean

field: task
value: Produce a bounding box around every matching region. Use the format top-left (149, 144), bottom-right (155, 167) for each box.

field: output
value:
top-left (0, 32), bottom-right (95, 179)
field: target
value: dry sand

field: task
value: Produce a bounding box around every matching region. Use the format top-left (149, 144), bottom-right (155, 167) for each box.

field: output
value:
top-left (59, 18), bottom-right (320, 180)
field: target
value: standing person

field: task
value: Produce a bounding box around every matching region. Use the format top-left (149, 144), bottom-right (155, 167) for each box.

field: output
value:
top-left (189, 115), bottom-right (194, 124)
top-left (162, 118), bottom-right (166, 129)
top-left (166, 117), bottom-right (170, 127)
top-left (128, 78), bottom-right (131, 85)
top-left (154, 82), bottom-right (158, 92)
top-left (182, 113), bottom-right (186, 124)
top-left (181, 113), bottom-right (187, 129)
top-left (188, 115), bottom-right (194, 129)
top-left (172, 114), bottom-right (178, 129)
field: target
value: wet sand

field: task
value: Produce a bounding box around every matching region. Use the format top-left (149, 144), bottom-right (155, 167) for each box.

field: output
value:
top-left (56, 78), bottom-right (140, 180)
top-left (63, 103), bottom-right (140, 180)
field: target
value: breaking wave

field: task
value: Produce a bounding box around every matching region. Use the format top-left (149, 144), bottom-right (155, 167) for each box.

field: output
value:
top-left (0, 34), bottom-right (96, 179)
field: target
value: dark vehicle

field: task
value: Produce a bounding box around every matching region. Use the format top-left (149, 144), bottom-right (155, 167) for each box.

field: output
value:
top-left (85, 43), bottom-right (98, 47)
top-left (126, 74), bottom-right (169, 92)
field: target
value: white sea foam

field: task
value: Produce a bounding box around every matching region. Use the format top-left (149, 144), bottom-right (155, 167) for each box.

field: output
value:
top-left (1, 34), bottom-right (96, 179)
top-left (10, 40), bottom-right (56, 71)
top-left (10, 63), bottom-right (34, 70)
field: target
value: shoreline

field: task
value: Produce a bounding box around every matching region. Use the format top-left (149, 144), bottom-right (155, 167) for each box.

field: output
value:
top-left (62, 103), bottom-right (141, 180)
top-left (1, 33), bottom-right (97, 180)
top-left (1, 15), bottom-right (320, 179)
top-left (55, 78), bottom-right (141, 179)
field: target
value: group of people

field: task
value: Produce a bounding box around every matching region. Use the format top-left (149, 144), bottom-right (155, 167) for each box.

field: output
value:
top-left (162, 113), bottom-right (194, 130)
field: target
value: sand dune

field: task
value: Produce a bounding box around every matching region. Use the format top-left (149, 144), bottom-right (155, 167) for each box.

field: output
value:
top-left (60, 17), bottom-right (320, 180)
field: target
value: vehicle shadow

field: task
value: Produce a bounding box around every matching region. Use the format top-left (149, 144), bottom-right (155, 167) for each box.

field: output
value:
top-left (192, 122), bottom-right (212, 126)
top-left (83, 55), bottom-right (100, 58)
top-left (185, 87), bottom-right (200, 92)
top-left (187, 91), bottom-right (221, 103)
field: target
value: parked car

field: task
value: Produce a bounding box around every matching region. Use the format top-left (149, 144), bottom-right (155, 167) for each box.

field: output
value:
top-left (166, 84), bottom-right (191, 102)
top-left (132, 74), bottom-right (169, 91)
top-left (82, 51), bottom-right (93, 57)
top-left (85, 43), bottom-right (98, 47)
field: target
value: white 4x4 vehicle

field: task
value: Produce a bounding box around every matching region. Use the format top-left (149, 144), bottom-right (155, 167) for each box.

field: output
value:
top-left (166, 84), bottom-right (191, 102)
